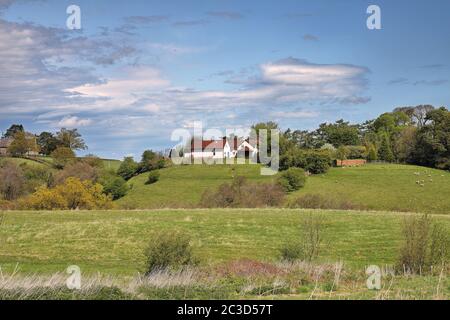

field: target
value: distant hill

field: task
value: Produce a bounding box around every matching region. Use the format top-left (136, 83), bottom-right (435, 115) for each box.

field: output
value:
top-left (117, 163), bottom-right (450, 214)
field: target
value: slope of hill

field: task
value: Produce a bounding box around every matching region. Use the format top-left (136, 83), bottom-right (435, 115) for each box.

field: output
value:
top-left (117, 163), bottom-right (450, 213)
top-left (117, 164), bottom-right (274, 209)
top-left (290, 164), bottom-right (450, 214)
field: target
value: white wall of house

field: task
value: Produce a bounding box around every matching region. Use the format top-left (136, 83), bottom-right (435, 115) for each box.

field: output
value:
top-left (184, 140), bottom-right (256, 159)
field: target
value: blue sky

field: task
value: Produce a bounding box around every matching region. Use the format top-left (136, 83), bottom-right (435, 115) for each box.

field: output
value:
top-left (1, 0), bottom-right (449, 159)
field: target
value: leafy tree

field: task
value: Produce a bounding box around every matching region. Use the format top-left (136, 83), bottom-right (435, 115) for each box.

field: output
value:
top-left (138, 150), bottom-right (165, 174)
top-left (411, 107), bottom-right (450, 169)
top-left (251, 122), bottom-right (279, 155)
top-left (7, 131), bottom-right (38, 156)
top-left (367, 144), bottom-right (378, 161)
top-left (117, 157), bottom-right (138, 180)
top-left (3, 124), bottom-right (24, 138)
top-left (336, 146), bottom-right (350, 162)
top-left (378, 133), bottom-right (395, 162)
top-left (51, 147), bottom-right (76, 169)
top-left (56, 128), bottom-right (87, 151)
top-left (316, 119), bottom-right (360, 147)
top-left (37, 132), bottom-right (59, 155)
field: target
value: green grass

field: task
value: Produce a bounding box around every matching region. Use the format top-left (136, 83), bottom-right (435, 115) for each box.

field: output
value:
top-left (100, 159), bottom-right (121, 171)
top-left (117, 163), bottom-right (450, 213)
top-left (0, 209), bottom-right (449, 275)
top-left (117, 164), bottom-right (274, 208)
top-left (290, 163), bottom-right (450, 214)
top-left (0, 157), bottom-right (49, 168)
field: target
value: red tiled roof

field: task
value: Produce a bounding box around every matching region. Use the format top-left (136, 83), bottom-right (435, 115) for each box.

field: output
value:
top-left (190, 138), bottom-right (225, 152)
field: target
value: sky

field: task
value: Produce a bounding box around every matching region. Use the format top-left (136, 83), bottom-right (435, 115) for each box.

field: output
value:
top-left (0, 0), bottom-right (449, 159)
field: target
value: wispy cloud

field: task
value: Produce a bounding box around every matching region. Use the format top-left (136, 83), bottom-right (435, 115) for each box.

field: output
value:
top-left (206, 11), bottom-right (243, 20)
top-left (303, 34), bottom-right (319, 41)
top-left (124, 15), bottom-right (169, 24)
top-left (172, 19), bottom-right (209, 27)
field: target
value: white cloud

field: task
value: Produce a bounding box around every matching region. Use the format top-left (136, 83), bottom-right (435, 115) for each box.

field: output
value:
top-left (57, 116), bottom-right (92, 128)
top-left (271, 110), bottom-right (319, 118)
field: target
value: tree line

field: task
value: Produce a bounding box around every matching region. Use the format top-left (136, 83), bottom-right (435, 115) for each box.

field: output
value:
top-left (253, 105), bottom-right (450, 172)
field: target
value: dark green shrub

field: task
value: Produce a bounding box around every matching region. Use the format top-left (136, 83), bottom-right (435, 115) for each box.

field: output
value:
top-left (305, 151), bottom-right (331, 174)
top-left (117, 157), bottom-right (138, 180)
top-left (102, 176), bottom-right (129, 200)
top-left (277, 168), bottom-right (307, 192)
top-left (144, 232), bottom-right (197, 274)
top-left (146, 170), bottom-right (160, 185)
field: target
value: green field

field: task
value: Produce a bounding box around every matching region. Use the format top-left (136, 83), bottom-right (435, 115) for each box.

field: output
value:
top-left (1, 209), bottom-right (449, 275)
top-left (117, 164), bottom-right (274, 209)
top-left (117, 163), bottom-right (450, 213)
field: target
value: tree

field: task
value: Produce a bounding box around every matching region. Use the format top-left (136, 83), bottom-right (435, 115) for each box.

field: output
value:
top-left (117, 157), bottom-right (138, 180)
top-left (251, 122), bottom-right (279, 154)
top-left (316, 119), bottom-right (360, 147)
top-left (336, 146), bottom-right (350, 162)
top-left (7, 131), bottom-right (38, 156)
top-left (3, 124), bottom-right (24, 138)
top-left (367, 144), bottom-right (378, 161)
top-left (378, 133), bottom-right (394, 162)
top-left (411, 107), bottom-right (450, 169)
top-left (0, 161), bottom-right (25, 200)
top-left (56, 128), bottom-right (87, 151)
top-left (51, 147), bottom-right (76, 169)
top-left (37, 132), bottom-right (59, 155)
top-left (138, 150), bottom-right (165, 174)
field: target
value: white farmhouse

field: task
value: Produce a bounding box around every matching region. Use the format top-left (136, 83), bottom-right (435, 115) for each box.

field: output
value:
top-left (183, 137), bottom-right (258, 159)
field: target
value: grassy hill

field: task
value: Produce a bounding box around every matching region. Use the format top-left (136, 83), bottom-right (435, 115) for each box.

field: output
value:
top-left (117, 164), bottom-right (274, 209)
top-left (117, 163), bottom-right (450, 214)
top-left (1, 209), bottom-right (449, 275)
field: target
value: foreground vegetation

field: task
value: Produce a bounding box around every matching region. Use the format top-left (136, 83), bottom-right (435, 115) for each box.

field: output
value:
top-left (0, 209), bottom-right (448, 300)
top-left (1, 209), bottom-right (449, 274)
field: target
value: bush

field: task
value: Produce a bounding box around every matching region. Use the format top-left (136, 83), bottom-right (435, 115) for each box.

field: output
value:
top-left (281, 213), bottom-right (325, 262)
top-left (20, 177), bottom-right (113, 210)
top-left (51, 147), bottom-right (76, 169)
top-left (200, 176), bottom-right (285, 208)
top-left (145, 170), bottom-right (160, 185)
top-left (138, 150), bottom-right (166, 174)
top-left (277, 168), bottom-right (307, 192)
top-left (144, 232), bottom-right (197, 274)
top-left (0, 161), bottom-right (25, 200)
top-left (397, 214), bottom-right (449, 274)
top-left (117, 157), bottom-right (138, 181)
top-left (101, 176), bottom-right (129, 200)
top-left (304, 150), bottom-right (331, 174)
top-left (346, 146), bottom-right (367, 159)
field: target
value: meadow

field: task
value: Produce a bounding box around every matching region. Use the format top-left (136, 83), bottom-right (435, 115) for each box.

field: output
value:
top-left (0, 209), bottom-right (448, 300)
top-left (1, 209), bottom-right (449, 275)
top-left (117, 163), bottom-right (450, 214)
